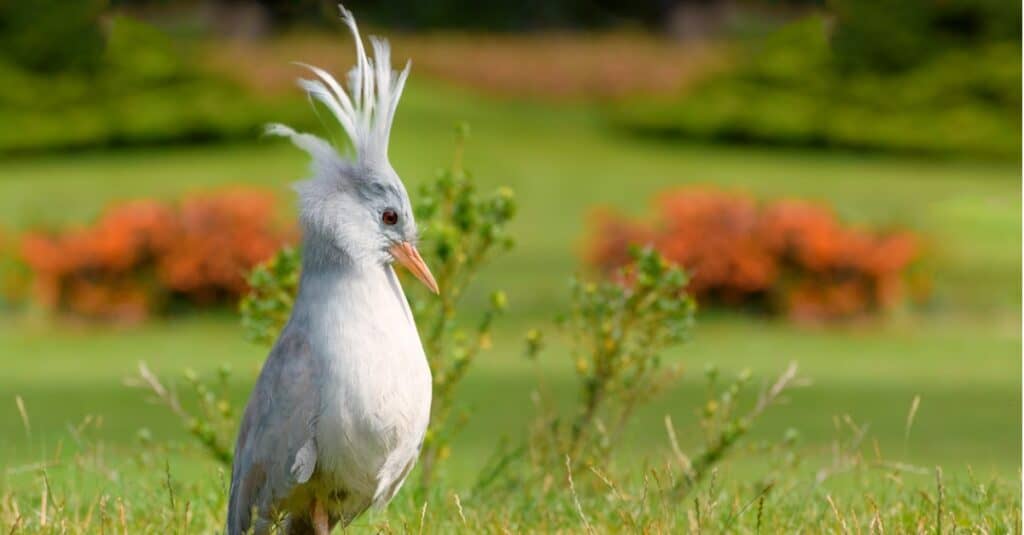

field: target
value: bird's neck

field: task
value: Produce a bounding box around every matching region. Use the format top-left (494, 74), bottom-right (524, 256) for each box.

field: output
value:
top-left (290, 234), bottom-right (413, 328)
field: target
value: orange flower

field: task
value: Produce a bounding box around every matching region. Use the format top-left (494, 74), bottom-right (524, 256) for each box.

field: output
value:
top-left (586, 187), bottom-right (924, 322)
top-left (18, 189), bottom-right (296, 321)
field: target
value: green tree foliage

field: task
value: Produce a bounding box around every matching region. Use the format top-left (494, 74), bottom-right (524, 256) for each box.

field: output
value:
top-left (611, 17), bottom-right (1021, 159)
top-left (0, 14), bottom-right (308, 153)
top-left (0, 0), bottom-right (107, 73)
top-left (831, 0), bottom-right (1021, 73)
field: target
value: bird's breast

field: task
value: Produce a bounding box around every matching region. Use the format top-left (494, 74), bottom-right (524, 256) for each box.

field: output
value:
top-left (303, 265), bottom-right (432, 501)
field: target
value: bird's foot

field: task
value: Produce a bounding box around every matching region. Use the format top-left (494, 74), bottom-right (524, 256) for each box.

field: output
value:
top-left (312, 498), bottom-right (329, 535)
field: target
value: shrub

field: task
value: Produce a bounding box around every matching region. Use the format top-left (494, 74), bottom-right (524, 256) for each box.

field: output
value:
top-left (0, 0), bottom-right (107, 74)
top-left (587, 187), bottom-right (922, 321)
top-left (474, 248), bottom-right (803, 506)
top-left (830, 0), bottom-right (1021, 73)
top-left (0, 15), bottom-right (310, 154)
top-left (239, 246), bottom-right (301, 346)
top-left (525, 247), bottom-right (696, 470)
top-left (20, 189), bottom-right (293, 321)
top-left (610, 17), bottom-right (1022, 159)
top-left (411, 157), bottom-right (517, 488)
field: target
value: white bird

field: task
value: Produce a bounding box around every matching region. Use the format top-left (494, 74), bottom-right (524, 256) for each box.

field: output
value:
top-left (226, 7), bottom-right (437, 534)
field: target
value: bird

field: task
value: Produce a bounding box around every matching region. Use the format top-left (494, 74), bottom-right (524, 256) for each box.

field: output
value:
top-left (226, 6), bottom-right (437, 534)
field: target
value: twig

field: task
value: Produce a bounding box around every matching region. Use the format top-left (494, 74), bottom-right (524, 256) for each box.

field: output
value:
top-left (182, 500), bottom-right (191, 535)
top-left (815, 417), bottom-right (871, 484)
top-left (867, 495), bottom-right (885, 535)
top-left (37, 478), bottom-right (46, 528)
top-left (164, 460), bottom-right (176, 510)
top-left (826, 494), bottom-right (849, 534)
top-left (905, 395), bottom-right (921, 457)
top-left (7, 513), bottom-right (22, 535)
top-left (81, 493), bottom-right (100, 533)
top-left (471, 442), bottom-right (525, 494)
top-left (693, 496), bottom-right (702, 534)
top-left (452, 493), bottom-right (467, 527)
top-left (756, 492), bottom-right (766, 534)
top-left (4, 461), bottom-right (61, 476)
top-left (722, 482), bottom-right (774, 529)
top-left (128, 362), bottom-right (186, 418)
top-left (14, 396), bottom-right (30, 439)
top-left (868, 460), bottom-right (930, 475)
top-left (117, 498), bottom-right (127, 535)
top-left (664, 415), bottom-right (693, 476)
top-left (750, 362), bottom-right (801, 420)
top-left (589, 465), bottom-right (627, 502)
top-left (40, 471), bottom-right (60, 521)
top-left (417, 502), bottom-right (428, 535)
top-left (565, 455), bottom-right (593, 534)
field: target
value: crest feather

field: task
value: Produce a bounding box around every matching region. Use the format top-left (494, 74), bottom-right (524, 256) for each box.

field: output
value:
top-left (284, 5), bottom-right (409, 165)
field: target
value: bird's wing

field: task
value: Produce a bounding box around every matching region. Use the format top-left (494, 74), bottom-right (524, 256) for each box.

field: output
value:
top-left (226, 326), bottom-right (322, 535)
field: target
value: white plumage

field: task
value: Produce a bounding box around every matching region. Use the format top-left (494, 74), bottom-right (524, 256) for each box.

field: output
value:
top-left (291, 6), bottom-right (410, 166)
top-left (301, 256), bottom-right (431, 513)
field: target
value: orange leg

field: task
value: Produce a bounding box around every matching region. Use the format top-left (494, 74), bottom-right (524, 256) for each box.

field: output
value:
top-left (312, 498), bottom-right (329, 535)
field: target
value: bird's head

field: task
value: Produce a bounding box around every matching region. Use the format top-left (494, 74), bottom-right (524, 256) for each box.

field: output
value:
top-left (268, 5), bottom-right (437, 294)
top-left (290, 157), bottom-right (436, 293)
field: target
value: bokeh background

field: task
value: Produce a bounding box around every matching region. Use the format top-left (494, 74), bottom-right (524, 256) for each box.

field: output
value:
top-left (1, 0), bottom-right (1020, 488)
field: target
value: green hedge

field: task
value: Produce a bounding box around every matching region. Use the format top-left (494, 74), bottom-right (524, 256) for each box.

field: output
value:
top-left (610, 18), bottom-right (1021, 159)
top-left (0, 0), bottom-right (107, 74)
top-left (830, 0), bottom-right (1020, 73)
top-left (0, 15), bottom-right (309, 153)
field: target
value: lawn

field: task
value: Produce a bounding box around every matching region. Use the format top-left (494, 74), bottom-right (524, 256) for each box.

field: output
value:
top-left (0, 80), bottom-right (1019, 529)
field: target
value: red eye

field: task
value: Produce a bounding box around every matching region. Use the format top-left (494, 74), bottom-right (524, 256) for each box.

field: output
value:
top-left (382, 209), bottom-right (399, 226)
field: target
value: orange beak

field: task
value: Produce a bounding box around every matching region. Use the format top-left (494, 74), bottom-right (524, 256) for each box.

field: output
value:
top-left (389, 242), bottom-right (439, 294)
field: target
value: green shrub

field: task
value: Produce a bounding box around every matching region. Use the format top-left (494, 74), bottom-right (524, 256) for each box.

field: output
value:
top-left (0, 0), bottom-right (107, 74)
top-left (610, 18), bottom-right (1022, 159)
top-left (0, 15), bottom-right (310, 153)
top-left (831, 0), bottom-right (1021, 73)
top-left (239, 246), bottom-right (301, 346)
top-left (525, 247), bottom-right (697, 469)
top-left (474, 248), bottom-right (805, 504)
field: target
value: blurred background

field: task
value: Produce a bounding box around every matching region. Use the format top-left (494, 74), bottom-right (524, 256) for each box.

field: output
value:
top-left (0, 0), bottom-right (1020, 486)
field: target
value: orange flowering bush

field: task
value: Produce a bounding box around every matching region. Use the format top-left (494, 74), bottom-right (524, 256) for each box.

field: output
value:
top-left (587, 188), bottom-right (922, 322)
top-left (20, 190), bottom-right (294, 321)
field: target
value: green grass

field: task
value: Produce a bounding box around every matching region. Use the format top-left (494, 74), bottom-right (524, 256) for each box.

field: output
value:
top-left (0, 80), bottom-right (1019, 530)
top-left (1, 314), bottom-right (1018, 478)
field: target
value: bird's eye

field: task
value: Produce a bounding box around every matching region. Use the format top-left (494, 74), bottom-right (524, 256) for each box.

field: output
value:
top-left (382, 209), bottom-right (399, 226)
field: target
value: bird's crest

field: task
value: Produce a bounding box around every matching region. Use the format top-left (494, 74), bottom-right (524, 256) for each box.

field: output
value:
top-left (268, 5), bottom-right (409, 167)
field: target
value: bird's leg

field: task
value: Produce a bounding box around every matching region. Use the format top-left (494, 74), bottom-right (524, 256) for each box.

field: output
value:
top-left (312, 498), bottom-right (329, 535)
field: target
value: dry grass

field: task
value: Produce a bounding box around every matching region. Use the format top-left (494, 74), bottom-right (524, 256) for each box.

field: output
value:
top-left (205, 31), bottom-right (724, 100)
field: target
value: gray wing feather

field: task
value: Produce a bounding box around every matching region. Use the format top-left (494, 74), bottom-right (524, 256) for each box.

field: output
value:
top-left (291, 439), bottom-right (317, 483)
top-left (226, 326), bottom-right (321, 535)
